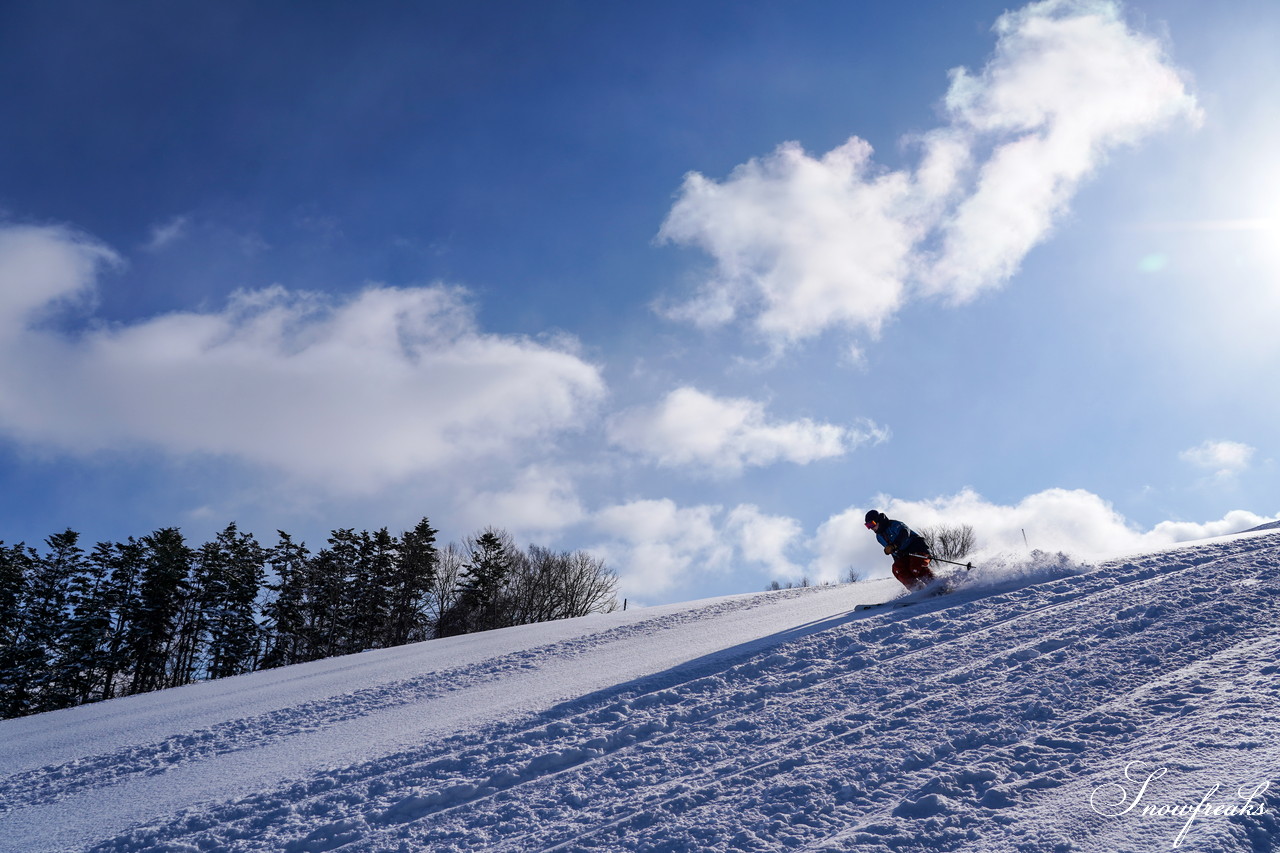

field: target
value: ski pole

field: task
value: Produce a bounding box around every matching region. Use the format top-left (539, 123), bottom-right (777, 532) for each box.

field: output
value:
top-left (910, 553), bottom-right (973, 571)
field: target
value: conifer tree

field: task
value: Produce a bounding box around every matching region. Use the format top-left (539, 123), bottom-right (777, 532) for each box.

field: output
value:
top-left (308, 529), bottom-right (360, 658)
top-left (389, 518), bottom-right (438, 646)
top-left (0, 541), bottom-right (37, 716)
top-left (442, 529), bottom-right (515, 635)
top-left (261, 532), bottom-right (310, 669)
top-left (1, 514), bottom-right (622, 720)
top-left (53, 537), bottom-right (115, 707)
top-left (127, 528), bottom-right (193, 695)
top-left (169, 546), bottom-right (210, 689)
top-left (202, 524), bottom-right (266, 680)
top-left (0, 542), bottom-right (25, 650)
top-left (96, 538), bottom-right (145, 701)
top-left (20, 531), bottom-right (87, 712)
top-left (349, 528), bottom-right (397, 652)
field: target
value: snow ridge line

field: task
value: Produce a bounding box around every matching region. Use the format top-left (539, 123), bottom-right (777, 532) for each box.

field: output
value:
top-left (87, 535), bottom-right (1280, 852)
top-left (0, 584), bottom-right (829, 813)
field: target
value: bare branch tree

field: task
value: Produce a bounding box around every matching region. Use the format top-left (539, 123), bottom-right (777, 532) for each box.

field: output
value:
top-left (429, 543), bottom-right (465, 637)
top-left (919, 524), bottom-right (977, 563)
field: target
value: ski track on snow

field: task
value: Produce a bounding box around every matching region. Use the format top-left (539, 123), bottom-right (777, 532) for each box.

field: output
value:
top-left (10, 534), bottom-right (1280, 852)
top-left (0, 585), bottom-right (825, 815)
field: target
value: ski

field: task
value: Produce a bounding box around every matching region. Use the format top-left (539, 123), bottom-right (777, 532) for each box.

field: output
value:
top-left (854, 597), bottom-right (927, 611)
top-left (853, 577), bottom-right (957, 612)
top-left (854, 601), bottom-right (897, 611)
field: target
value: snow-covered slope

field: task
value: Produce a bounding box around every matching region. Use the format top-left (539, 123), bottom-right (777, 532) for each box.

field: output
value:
top-left (1244, 520), bottom-right (1280, 533)
top-left (3, 533), bottom-right (1278, 852)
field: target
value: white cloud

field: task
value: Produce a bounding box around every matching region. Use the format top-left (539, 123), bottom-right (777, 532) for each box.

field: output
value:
top-left (0, 224), bottom-right (119, 331)
top-left (925, 0), bottom-right (1203, 301)
top-left (1179, 440), bottom-right (1256, 477)
top-left (582, 488), bottom-right (1276, 602)
top-left (586, 499), bottom-right (814, 597)
top-left (812, 487), bottom-right (1278, 583)
top-left (607, 385), bottom-right (887, 474)
top-left (725, 504), bottom-right (805, 580)
top-left (589, 499), bottom-right (733, 596)
top-left (657, 138), bottom-right (917, 345)
top-left (458, 465), bottom-right (587, 538)
top-left (1145, 510), bottom-right (1276, 542)
top-left (0, 224), bottom-right (605, 493)
top-left (658, 0), bottom-right (1200, 346)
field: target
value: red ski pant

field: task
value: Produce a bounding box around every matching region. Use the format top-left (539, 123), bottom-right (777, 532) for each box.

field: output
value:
top-left (892, 552), bottom-right (934, 590)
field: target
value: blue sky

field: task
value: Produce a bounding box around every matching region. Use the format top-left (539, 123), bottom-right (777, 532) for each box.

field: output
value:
top-left (1, 0), bottom-right (1277, 604)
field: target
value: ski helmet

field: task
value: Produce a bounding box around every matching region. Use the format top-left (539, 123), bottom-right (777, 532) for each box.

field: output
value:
top-left (864, 509), bottom-right (881, 528)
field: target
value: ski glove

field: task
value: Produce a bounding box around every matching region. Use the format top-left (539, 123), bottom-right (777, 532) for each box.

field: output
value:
top-left (884, 545), bottom-right (895, 555)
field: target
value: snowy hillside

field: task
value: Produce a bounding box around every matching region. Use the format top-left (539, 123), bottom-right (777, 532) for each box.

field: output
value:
top-left (1245, 520), bottom-right (1280, 533)
top-left (3, 532), bottom-right (1278, 853)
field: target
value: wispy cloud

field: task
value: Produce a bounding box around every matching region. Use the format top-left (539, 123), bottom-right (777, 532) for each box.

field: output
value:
top-left (0, 224), bottom-right (605, 493)
top-left (144, 215), bottom-right (190, 252)
top-left (607, 386), bottom-right (887, 475)
top-left (1179, 439), bottom-right (1256, 478)
top-left (659, 0), bottom-right (1201, 347)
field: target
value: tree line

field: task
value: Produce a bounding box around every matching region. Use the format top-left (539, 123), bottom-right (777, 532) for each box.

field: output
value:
top-left (0, 520), bottom-right (618, 720)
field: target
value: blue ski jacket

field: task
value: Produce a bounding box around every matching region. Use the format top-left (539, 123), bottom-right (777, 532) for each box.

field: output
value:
top-left (876, 519), bottom-right (926, 556)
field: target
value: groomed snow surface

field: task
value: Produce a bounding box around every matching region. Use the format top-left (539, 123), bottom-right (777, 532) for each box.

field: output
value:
top-left (3, 532), bottom-right (1278, 852)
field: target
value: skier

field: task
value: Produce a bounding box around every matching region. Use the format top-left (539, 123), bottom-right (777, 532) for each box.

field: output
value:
top-left (865, 509), bottom-right (935, 590)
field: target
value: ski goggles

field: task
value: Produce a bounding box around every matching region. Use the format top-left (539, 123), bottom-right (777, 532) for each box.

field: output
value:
top-left (864, 521), bottom-right (877, 529)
